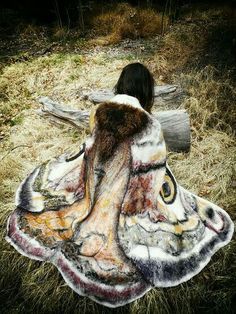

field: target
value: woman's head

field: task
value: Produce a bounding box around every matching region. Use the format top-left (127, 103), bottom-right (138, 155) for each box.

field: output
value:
top-left (114, 62), bottom-right (154, 112)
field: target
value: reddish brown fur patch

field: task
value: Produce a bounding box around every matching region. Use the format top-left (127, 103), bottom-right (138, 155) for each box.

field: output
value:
top-left (95, 102), bottom-right (149, 162)
top-left (121, 173), bottom-right (154, 215)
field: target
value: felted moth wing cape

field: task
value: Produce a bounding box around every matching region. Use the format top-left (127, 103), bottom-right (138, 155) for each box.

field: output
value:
top-left (6, 95), bottom-right (234, 308)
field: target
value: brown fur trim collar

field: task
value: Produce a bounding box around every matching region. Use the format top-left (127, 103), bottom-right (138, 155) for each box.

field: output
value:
top-left (94, 102), bottom-right (150, 162)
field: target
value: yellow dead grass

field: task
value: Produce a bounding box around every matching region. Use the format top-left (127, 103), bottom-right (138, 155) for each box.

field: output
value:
top-left (90, 3), bottom-right (169, 45)
top-left (168, 130), bottom-right (236, 206)
top-left (178, 67), bottom-right (236, 133)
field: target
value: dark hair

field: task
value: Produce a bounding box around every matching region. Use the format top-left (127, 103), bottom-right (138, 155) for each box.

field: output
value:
top-left (114, 62), bottom-right (154, 112)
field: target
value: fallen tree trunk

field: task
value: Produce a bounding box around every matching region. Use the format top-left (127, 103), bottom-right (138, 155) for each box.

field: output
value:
top-left (37, 96), bottom-right (190, 153)
top-left (81, 85), bottom-right (184, 107)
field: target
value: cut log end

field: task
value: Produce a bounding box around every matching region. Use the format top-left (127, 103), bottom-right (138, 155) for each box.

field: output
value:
top-left (155, 110), bottom-right (190, 153)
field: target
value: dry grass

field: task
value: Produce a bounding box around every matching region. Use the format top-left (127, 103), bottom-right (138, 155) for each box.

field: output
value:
top-left (177, 66), bottom-right (236, 134)
top-left (0, 3), bottom-right (236, 313)
top-left (89, 3), bottom-right (169, 45)
top-left (168, 130), bottom-right (236, 206)
top-left (150, 21), bottom-right (205, 79)
top-left (151, 5), bottom-right (236, 81)
top-left (0, 52), bottom-right (128, 136)
top-left (0, 53), bottom-right (83, 134)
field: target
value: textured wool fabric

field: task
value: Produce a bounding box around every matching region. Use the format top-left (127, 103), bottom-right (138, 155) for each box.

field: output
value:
top-left (6, 95), bottom-right (234, 307)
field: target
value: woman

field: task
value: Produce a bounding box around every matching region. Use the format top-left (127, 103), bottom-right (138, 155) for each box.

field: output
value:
top-left (6, 63), bottom-right (234, 308)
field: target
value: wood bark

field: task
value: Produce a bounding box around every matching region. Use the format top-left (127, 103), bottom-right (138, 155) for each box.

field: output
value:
top-left (37, 94), bottom-right (190, 153)
top-left (81, 85), bottom-right (184, 107)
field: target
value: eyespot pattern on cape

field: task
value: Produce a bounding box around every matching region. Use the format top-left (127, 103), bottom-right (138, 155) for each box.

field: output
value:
top-left (160, 167), bottom-right (177, 204)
